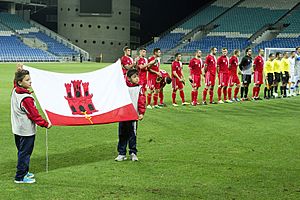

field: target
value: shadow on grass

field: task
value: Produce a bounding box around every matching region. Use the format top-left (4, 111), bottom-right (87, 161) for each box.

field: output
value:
top-left (1, 143), bottom-right (116, 175)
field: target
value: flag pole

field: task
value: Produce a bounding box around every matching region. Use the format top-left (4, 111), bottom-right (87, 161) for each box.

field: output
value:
top-left (46, 128), bottom-right (49, 173)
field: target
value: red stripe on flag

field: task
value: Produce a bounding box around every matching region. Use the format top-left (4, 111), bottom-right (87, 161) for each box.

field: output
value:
top-left (46, 104), bottom-right (138, 126)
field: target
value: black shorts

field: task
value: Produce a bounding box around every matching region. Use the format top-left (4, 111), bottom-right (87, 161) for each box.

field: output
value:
top-left (281, 71), bottom-right (289, 84)
top-left (241, 74), bottom-right (251, 84)
top-left (267, 73), bottom-right (274, 85)
top-left (274, 72), bottom-right (281, 83)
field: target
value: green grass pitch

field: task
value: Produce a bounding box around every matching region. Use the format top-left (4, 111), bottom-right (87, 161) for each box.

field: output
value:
top-left (0, 62), bottom-right (299, 199)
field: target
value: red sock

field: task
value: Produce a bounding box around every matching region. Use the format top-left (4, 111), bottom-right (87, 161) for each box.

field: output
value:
top-left (153, 93), bottom-right (158, 105)
top-left (234, 87), bottom-right (239, 98)
top-left (191, 91), bottom-right (195, 103)
top-left (172, 90), bottom-right (176, 104)
top-left (217, 87), bottom-right (222, 101)
top-left (180, 90), bottom-right (185, 103)
top-left (223, 87), bottom-right (227, 100)
top-left (257, 87), bottom-right (260, 97)
top-left (209, 88), bottom-right (214, 103)
top-left (252, 87), bottom-right (256, 97)
top-left (228, 87), bottom-right (232, 99)
top-left (147, 93), bottom-right (152, 105)
top-left (203, 88), bottom-right (208, 102)
top-left (195, 90), bottom-right (198, 103)
top-left (159, 91), bottom-right (164, 104)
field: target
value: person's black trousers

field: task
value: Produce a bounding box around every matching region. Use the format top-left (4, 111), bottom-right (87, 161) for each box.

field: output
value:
top-left (14, 134), bottom-right (35, 181)
top-left (118, 121), bottom-right (137, 155)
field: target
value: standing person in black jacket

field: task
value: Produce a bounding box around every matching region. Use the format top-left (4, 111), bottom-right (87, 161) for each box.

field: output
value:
top-left (239, 48), bottom-right (253, 100)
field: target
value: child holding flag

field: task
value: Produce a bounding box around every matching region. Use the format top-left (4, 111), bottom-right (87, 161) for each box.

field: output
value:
top-left (11, 66), bottom-right (51, 184)
top-left (115, 69), bottom-right (146, 161)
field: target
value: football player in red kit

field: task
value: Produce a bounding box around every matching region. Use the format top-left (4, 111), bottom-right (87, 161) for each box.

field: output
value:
top-left (189, 50), bottom-right (203, 106)
top-left (228, 49), bottom-right (241, 102)
top-left (136, 47), bottom-right (155, 93)
top-left (158, 69), bottom-right (172, 106)
top-left (252, 48), bottom-right (265, 100)
top-left (171, 53), bottom-right (189, 106)
top-left (217, 48), bottom-right (232, 103)
top-left (121, 46), bottom-right (135, 77)
top-left (147, 48), bottom-right (162, 109)
top-left (202, 47), bottom-right (217, 105)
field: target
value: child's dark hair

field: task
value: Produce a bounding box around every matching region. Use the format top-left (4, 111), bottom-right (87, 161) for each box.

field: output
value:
top-left (127, 68), bottom-right (138, 78)
top-left (15, 70), bottom-right (30, 86)
top-left (166, 77), bottom-right (172, 84)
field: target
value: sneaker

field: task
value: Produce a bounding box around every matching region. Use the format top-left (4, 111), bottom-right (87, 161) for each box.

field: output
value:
top-left (158, 103), bottom-right (166, 107)
top-left (182, 102), bottom-right (190, 106)
top-left (210, 101), bottom-right (217, 104)
top-left (25, 172), bottom-right (34, 179)
top-left (235, 98), bottom-right (241, 102)
top-left (225, 99), bottom-right (233, 103)
top-left (115, 155), bottom-right (127, 161)
top-left (130, 153), bottom-right (138, 161)
top-left (231, 98), bottom-right (236, 102)
top-left (202, 101), bottom-right (207, 105)
top-left (146, 105), bottom-right (153, 109)
top-left (218, 100), bottom-right (224, 104)
top-left (256, 97), bottom-right (263, 100)
top-left (153, 105), bottom-right (161, 109)
top-left (14, 177), bottom-right (36, 184)
top-left (196, 102), bottom-right (201, 105)
top-left (172, 103), bottom-right (179, 107)
top-left (191, 101), bottom-right (197, 106)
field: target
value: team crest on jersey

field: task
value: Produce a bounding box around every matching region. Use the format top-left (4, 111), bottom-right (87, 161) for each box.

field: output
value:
top-left (64, 80), bottom-right (98, 115)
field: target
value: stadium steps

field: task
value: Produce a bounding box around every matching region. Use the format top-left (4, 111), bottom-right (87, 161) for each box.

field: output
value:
top-left (164, 0), bottom-right (245, 56)
top-left (245, 2), bottom-right (300, 52)
top-left (186, 0), bottom-right (246, 41)
top-left (273, 1), bottom-right (300, 25)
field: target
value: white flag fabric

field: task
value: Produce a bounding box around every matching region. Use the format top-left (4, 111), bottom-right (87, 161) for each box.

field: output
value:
top-left (23, 60), bottom-right (138, 126)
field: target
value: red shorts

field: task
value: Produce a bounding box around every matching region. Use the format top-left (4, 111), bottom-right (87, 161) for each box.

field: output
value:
top-left (254, 71), bottom-right (263, 85)
top-left (147, 78), bottom-right (160, 90)
top-left (218, 73), bottom-right (229, 87)
top-left (228, 74), bottom-right (240, 86)
top-left (191, 74), bottom-right (201, 88)
top-left (205, 72), bottom-right (216, 86)
top-left (172, 77), bottom-right (184, 89)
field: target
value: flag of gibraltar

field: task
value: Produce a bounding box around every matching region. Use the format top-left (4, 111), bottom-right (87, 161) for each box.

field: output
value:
top-left (24, 60), bottom-right (138, 126)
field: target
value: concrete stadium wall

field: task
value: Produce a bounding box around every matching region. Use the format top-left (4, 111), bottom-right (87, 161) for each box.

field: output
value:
top-left (57, 0), bottom-right (130, 62)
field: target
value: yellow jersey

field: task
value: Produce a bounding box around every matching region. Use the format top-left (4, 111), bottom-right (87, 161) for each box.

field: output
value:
top-left (273, 59), bottom-right (281, 73)
top-left (264, 60), bottom-right (274, 75)
top-left (281, 58), bottom-right (290, 72)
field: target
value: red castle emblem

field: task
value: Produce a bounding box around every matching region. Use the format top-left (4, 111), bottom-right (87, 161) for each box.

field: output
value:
top-left (64, 80), bottom-right (98, 117)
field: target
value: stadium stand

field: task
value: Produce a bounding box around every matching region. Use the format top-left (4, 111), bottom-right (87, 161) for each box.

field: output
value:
top-left (25, 32), bottom-right (78, 56)
top-left (253, 3), bottom-right (300, 51)
top-left (0, 35), bottom-right (58, 62)
top-left (0, 12), bottom-right (78, 61)
top-left (146, 0), bottom-right (240, 53)
top-left (181, 36), bottom-right (251, 53)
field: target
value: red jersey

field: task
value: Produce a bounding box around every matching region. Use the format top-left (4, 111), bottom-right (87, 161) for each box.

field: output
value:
top-left (229, 55), bottom-right (239, 76)
top-left (253, 55), bottom-right (264, 72)
top-left (172, 60), bottom-right (183, 78)
top-left (148, 56), bottom-right (160, 79)
top-left (217, 55), bottom-right (229, 74)
top-left (137, 57), bottom-right (148, 82)
top-left (189, 57), bottom-right (202, 76)
top-left (121, 55), bottom-right (134, 75)
top-left (205, 54), bottom-right (217, 75)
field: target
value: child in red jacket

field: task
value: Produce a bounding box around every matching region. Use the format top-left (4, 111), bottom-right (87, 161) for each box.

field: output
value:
top-left (11, 66), bottom-right (51, 184)
top-left (115, 69), bottom-right (146, 161)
